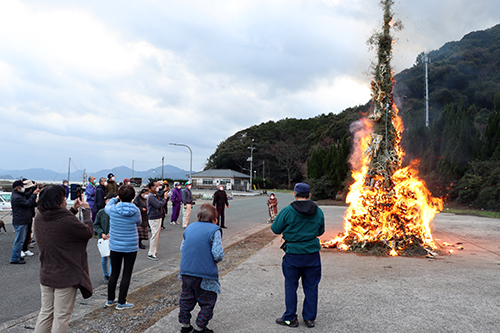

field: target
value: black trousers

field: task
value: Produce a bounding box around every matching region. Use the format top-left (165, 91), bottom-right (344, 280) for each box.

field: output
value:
top-left (108, 250), bottom-right (137, 304)
top-left (22, 221), bottom-right (32, 252)
top-left (216, 206), bottom-right (225, 227)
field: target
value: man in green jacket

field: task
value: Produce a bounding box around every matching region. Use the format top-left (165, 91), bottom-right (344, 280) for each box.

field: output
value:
top-left (271, 183), bottom-right (325, 328)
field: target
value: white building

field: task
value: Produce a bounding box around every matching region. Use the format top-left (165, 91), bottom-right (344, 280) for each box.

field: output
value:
top-left (190, 169), bottom-right (251, 191)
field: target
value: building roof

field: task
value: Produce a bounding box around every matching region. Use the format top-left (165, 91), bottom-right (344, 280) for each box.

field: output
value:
top-left (191, 169), bottom-right (250, 179)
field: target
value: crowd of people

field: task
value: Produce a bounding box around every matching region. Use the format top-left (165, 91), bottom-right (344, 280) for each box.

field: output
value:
top-left (9, 176), bottom-right (323, 332)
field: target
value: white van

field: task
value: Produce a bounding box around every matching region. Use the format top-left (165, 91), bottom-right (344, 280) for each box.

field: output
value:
top-left (0, 192), bottom-right (12, 211)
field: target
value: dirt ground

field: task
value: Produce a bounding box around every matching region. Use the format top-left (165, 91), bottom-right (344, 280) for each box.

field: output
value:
top-left (69, 227), bottom-right (277, 333)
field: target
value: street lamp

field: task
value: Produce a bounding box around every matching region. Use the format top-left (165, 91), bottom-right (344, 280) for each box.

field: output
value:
top-left (170, 143), bottom-right (192, 183)
top-left (247, 139), bottom-right (255, 191)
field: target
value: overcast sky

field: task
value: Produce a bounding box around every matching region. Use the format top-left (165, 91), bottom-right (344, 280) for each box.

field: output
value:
top-left (1, 0), bottom-right (498, 174)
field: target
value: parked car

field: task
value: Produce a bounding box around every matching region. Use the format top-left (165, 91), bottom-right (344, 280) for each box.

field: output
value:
top-left (0, 192), bottom-right (12, 211)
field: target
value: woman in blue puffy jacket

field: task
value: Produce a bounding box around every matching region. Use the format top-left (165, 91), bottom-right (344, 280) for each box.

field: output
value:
top-left (104, 185), bottom-right (141, 310)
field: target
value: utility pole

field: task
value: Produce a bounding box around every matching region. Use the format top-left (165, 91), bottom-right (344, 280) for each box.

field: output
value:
top-left (162, 156), bottom-right (164, 179)
top-left (247, 139), bottom-right (255, 191)
top-left (424, 54), bottom-right (431, 128)
top-left (67, 157), bottom-right (71, 183)
top-left (132, 160), bottom-right (134, 177)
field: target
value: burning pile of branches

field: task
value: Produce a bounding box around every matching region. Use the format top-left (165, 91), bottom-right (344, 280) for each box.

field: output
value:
top-left (321, 0), bottom-right (442, 256)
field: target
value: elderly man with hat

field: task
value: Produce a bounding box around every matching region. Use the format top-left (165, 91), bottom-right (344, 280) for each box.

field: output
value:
top-left (271, 182), bottom-right (325, 328)
top-left (21, 180), bottom-right (38, 258)
top-left (10, 180), bottom-right (41, 264)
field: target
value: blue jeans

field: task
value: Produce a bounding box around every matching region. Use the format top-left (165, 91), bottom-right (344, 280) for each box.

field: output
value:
top-left (11, 225), bottom-right (28, 262)
top-left (282, 252), bottom-right (322, 321)
top-left (101, 256), bottom-right (111, 277)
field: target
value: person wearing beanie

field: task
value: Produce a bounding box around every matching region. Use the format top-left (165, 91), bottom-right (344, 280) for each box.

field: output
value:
top-left (106, 173), bottom-right (118, 195)
top-left (271, 182), bottom-right (325, 328)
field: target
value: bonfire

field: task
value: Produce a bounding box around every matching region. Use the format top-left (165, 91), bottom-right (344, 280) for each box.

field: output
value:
top-left (321, 0), bottom-right (443, 256)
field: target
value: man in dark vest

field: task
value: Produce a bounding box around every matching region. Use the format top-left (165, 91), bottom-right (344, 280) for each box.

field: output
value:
top-left (178, 204), bottom-right (223, 333)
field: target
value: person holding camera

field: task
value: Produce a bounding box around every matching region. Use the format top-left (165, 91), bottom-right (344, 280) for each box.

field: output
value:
top-left (146, 181), bottom-right (168, 261)
top-left (271, 183), bottom-right (324, 328)
top-left (33, 185), bottom-right (93, 332)
top-left (10, 180), bottom-right (40, 264)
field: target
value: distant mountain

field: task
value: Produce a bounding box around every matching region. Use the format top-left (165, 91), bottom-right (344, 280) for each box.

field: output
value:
top-left (91, 165), bottom-right (191, 183)
top-left (0, 165), bottom-right (191, 183)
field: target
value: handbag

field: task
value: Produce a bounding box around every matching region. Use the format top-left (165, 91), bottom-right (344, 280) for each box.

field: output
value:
top-left (97, 238), bottom-right (110, 257)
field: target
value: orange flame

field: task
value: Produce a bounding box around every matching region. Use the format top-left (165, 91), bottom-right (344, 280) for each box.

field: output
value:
top-left (321, 105), bottom-right (443, 256)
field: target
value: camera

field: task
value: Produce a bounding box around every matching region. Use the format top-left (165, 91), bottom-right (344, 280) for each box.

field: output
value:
top-left (70, 184), bottom-right (83, 200)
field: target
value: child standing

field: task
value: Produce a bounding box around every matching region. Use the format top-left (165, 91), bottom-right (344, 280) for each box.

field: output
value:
top-left (94, 193), bottom-right (116, 283)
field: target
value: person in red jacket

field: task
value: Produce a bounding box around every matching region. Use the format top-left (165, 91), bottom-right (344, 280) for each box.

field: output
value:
top-left (267, 193), bottom-right (278, 223)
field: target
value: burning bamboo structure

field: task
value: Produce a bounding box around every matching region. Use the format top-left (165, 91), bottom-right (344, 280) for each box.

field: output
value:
top-left (322, 0), bottom-right (443, 256)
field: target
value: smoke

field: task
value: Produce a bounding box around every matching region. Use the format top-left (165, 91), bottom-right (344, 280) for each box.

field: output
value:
top-left (348, 118), bottom-right (372, 172)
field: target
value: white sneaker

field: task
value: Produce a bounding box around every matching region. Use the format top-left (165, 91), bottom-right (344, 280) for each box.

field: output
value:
top-left (21, 251), bottom-right (26, 258)
top-left (24, 250), bottom-right (35, 256)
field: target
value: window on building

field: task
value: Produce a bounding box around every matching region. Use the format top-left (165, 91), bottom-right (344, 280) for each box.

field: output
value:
top-left (220, 179), bottom-right (232, 185)
top-left (234, 179), bottom-right (242, 185)
top-left (203, 179), bottom-right (213, 185)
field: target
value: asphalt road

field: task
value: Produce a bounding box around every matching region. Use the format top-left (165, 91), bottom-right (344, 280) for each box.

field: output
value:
top-left (0, 191), bottom-right (294, 325)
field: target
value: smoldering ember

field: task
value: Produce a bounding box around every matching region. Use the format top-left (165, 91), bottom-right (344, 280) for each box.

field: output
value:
top-left (321, 0), bottom-right (443, 257)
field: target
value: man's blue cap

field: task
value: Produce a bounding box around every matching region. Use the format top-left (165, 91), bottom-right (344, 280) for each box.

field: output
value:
top-left (294, 182), bottom-right (310, 193)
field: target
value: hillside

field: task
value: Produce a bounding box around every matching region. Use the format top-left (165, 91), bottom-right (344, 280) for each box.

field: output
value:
top-left (205, 104), bottom-right (368, 189)
top-left (207, 24), bottom-right (500, 209)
